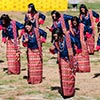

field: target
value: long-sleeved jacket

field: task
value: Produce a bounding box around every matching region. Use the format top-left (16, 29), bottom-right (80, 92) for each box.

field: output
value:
top-left (49, 14), bottom-right (73, 32)
top-left (1, 21), bottom-right (24, 42)
top-left (24, 12), bottom-right (46, 27)
top-left (50, 33), bottom-right (81, 60)
top-left (79, 10), bottom-right (99, 27)
top-left (79, 10), bottom-right (99, 35)
top-left (22, 28), bottom-right (47, 49)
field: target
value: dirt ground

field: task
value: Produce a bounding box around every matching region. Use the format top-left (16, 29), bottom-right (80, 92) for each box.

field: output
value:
top-left (0, 11), bottom-right (100, 100)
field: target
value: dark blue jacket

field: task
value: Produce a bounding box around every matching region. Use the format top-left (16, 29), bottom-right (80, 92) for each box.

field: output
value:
top-left (53, 33), bottom-right (81, 60)
top-left (22, 28), bottom-right (47, 49)
top-left (2, 21), bottom-right (24, 39)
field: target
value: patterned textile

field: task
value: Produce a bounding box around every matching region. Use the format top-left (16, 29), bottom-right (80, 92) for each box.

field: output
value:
top-left (76, 23), bottom-right (90, 72)
top-left (76, 54), bottom-right (90, 72)
top-left (7, 40), bottom-right (20, 74)
top-left (59, 57), bottom-right (77, 97)
top-left (86, 35), bottom-right (95, 54)
top-left (27, 48), bottom-right (42, 84)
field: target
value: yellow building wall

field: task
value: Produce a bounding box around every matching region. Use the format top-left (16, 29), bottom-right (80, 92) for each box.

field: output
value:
top-left (0, 0), bottom-right (68, 11)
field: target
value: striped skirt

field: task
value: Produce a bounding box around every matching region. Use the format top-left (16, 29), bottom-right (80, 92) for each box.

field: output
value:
top-left (59, 58), bottom-right (76, 97)
top-left (6, 40), bottom-right (20, 74)
top-left (27, 48), bottom-right (43, 84)
top-left (86, 35), bottom-right (95, 54)
top-left (76, 54), bottom-right (90, 72)
top-left (76, 42), bottom-right (90, 72)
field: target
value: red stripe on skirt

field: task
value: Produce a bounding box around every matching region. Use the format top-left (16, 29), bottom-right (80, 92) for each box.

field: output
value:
top-left (76, 41), bottom-right (90, 72)
top-left (27, 48), bottom-right (42, 84)
top-left (6, 40), bottom-right (20, 74)
top-left (59, 58), bottom-right (76, 97)
top-left (76, 55), bottom-right (90, 72)
top-left (86, 35), bottom-right (95, 54)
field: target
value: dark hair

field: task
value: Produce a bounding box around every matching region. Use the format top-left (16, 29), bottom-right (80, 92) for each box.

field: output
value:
top-left (28, 3), bottom-right (37, 14)
top-left (97, 22), bottom-right (100, 33)
top-left (24, 20), bottom-right (32, 26)
top-left (97, 22), bottom-right (100, 27)
top-left (1, 14), bottom-right (11, 27)
top-left (79, 4), bottom-right (88, 15)
top-left (51, 10), bottom-right (61, 20)
top-left (71, 16), bottom-right (79, 28)
top-left (51, 10), bottom-right (56, 16)
top-left (51, 28), bottom-right (63, 42)
top-left (24, 20), bottom-right (33, 32)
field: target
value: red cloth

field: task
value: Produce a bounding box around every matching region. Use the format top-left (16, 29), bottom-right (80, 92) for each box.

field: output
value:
top-left (76, 40), bottom-right (90, 73)
top-left (20, 29), bottom-right (25, 35)
top-left (39, 19), bottom-right (44, 25)
top-left (0, 25), bottom-right (2, 30)
top-left (27, 48), bottom-right (42, 84)
top-left (95, 18), bottom-right (99, 23)
top-left (86, 35), bottom-right (95, 54)
top-left (76, 55), bottom-right (90, 73)
top-left (49, 28), bottom-right (53, 32)
top-left (7, 40), bottom-right (20, 74)
top-left (2, 37), bottom-right (6, 43)
top-left (41, 37), bottom-right (46, 43)
top-left (49, 48), bottom-right (55, 54)
top-left (46, 26), bottom-right (54, 32)
top-left (59, 58), bottom-right (75, 97)
top-left (86, 32), bottom-right (92, 38)
top-left (76, 49), bottom-right (82, 54)
top-left (96, 45), bottom-right (100, 50)
top-left (22, 42), bottom-right (28, 47)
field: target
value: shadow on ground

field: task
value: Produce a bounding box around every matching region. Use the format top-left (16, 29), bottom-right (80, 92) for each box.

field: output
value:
top-left (93, 73), bottom-right (100, 78)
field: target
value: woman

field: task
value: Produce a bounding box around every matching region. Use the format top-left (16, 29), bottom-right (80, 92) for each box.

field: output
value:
top-left (47, 10), bottom-right (73, 43)
top-left (70, 16), bottom-right (90, 72)
top-left (49, 28), bottom-right (81, 97)
top-left (0, 14), bottom-right (24, 74)
top-left (79, 4), bottom-right (99, 55)
top-left (22, 21), bottom-right (47, 84)
top-left (25, 3), bottom-right (46, 27)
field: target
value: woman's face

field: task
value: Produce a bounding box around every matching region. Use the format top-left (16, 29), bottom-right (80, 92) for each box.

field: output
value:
top-left (25, 25), bottom-right (32, 32)
top-left (2, 19), bottom-right (6, 25)
top-left (72, 20), bottom-right (77, 27)
top-left (52, 14), bottom-right (57, 21)
top-left (81, 8), bottom-right (85, 14)
top-left (28, 7), bottom-right (32, 13)
top-left (53, 33), bottom-right (58, 41)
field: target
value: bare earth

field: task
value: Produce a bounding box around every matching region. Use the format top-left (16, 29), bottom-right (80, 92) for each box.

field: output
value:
top-left (0, 11), bottom-right (100, 100)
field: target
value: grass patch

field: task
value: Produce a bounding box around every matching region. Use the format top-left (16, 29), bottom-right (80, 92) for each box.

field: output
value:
top-left (45, 92), bottom-right (60, 99)
top-left (25, 90), bottom-right (41, 95)
top-left (43, 42), bottom-right (52, 48)
top-left (94, 52), bottom-right (100, 56)
top-left (68, 3), bottom-right (100, 10)
top-left (76, 97), bottom-right (86, 100)
top-left (43, 18), bottom-right (52, 26)
top-left (0, 79), bottom-right (17, 85)
top-left (83, 3), bottom-right (100, 10)
top-left (5, 98), bottom-right (14, 100)
top-left (91, 59), bottom-right (100, 64)
top-left (45, 11), bottom-right (52, 16)
top-left (43, 57), bottom-right (49, 63)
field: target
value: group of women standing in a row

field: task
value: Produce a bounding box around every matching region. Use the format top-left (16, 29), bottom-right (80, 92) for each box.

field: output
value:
top-left (0, 3), bottom-right (99, 98)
